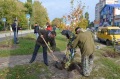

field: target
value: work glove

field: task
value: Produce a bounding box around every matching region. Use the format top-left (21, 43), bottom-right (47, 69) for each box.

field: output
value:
top-left (40, 35), bottom-right (43, 38)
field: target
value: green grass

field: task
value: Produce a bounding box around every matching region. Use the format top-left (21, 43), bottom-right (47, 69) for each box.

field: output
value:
top-left (101, 58), bottom-right (120, 79)
top-left (0, 29), bottom-right (66, 57)
top-left (0, 34), bottom-right (36, 57)
top-left (74, 46), bottom-right (120, 79)
top-left (0, 62), bottom-right (52, 79)
top-left (90, 47), bottom-right (120, 79)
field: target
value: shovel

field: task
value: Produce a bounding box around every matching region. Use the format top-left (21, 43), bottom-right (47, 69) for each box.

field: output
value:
top-left (41, 35), bottom-right (63, 69)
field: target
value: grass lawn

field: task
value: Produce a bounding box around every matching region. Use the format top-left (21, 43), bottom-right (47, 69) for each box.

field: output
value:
top-left (0, 29), bottom-right (66, 57)
top-left (0, 63), bottom-right (52, 79)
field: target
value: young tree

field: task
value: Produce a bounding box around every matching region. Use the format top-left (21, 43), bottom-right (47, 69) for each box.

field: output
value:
top-left (63, 0), bottom-right (88, 30)
top-left (85, 12), bottom-right (89, 20)
top-left (85, 12), bottom-right (90, 27)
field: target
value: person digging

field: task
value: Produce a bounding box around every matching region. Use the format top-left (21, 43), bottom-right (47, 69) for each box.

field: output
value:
top-left (29, 30), bottom-right (56, 66)
top-left (54, 30), bottom-right (82, 71)
top-left (71, 27), bottom-right (95, 77)
top-left (60, 29), bottom-right (95, 77)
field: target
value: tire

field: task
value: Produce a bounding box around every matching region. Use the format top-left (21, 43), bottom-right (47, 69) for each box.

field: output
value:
top-left (98, 38), bottom-right (101, 43)
top-left (106, 40), bottom-right (110, 46)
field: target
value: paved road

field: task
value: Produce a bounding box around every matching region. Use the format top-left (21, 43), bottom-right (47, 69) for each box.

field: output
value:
top-left (94, 32), bottom-right (120, 51)
top-left (0, 30), bottom-right (34, 42)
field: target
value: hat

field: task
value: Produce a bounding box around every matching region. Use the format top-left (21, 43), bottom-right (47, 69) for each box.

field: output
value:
top-left (61, 30), bottom-right (72, 39)
top-left (51, 31), bottom-right (56, 36)
top-left (75, 27), bottom-right (80, 34)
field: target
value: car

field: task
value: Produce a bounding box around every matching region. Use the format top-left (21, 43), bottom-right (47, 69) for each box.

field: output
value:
top-left (97, 26), bottom-right (120, 45)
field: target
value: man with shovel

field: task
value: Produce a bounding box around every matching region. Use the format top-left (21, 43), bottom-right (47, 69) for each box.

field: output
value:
top-left (29, 29), bottom-right (56, 66)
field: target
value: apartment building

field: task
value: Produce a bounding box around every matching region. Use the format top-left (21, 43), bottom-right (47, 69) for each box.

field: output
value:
top-left (94, 0), bottom-right (118, 27)
top-left (100, 4), bottom-right (120, 26)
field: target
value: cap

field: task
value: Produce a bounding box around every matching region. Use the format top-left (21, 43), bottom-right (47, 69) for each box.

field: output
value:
top-left (75, 27), bottom-right (80, 34)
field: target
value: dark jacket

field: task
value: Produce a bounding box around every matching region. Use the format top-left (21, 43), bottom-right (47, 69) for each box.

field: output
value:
top-left (11, 22), bottom-right (20, 32)
top-left (36, 29), bottom-right (56, 51)
top-left (72, 31), bottom-right (95, 56)
top-left (34, 26), bottom-right (39, 33)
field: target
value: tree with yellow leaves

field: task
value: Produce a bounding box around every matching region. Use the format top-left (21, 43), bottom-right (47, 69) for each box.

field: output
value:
top-left (63, 0), bottom-right (88, 31)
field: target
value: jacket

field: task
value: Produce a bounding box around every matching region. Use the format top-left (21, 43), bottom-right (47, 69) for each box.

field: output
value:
top-left (72, 31), bottom-right (95, 56)
top-left (46, 25), bottom-right (52, 31)
top-left (36, 29), bottom-right (56, 51)
top-left (34, 26), bottom-right (39, 33)
top-left (11, 22), bottom-right (20, 32)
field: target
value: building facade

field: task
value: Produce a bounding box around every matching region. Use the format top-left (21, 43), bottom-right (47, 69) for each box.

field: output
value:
top-left (94, 0), bottom-right (119, 27)
top-left (100, 4), bottom-right (120, 26)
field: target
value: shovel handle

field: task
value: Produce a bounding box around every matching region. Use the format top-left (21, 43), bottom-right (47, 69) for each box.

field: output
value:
top-left (41, 36), bottom-right (51, 51)
top-left (41, 35), bottom-right (58, 61)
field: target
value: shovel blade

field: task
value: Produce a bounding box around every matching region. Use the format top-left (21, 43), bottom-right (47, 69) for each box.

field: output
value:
top-left (54, 61), bottom-right (64, 70)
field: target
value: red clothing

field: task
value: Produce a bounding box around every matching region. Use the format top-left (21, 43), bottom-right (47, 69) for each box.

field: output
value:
top-left (46, 26), bottom-right (52, 31)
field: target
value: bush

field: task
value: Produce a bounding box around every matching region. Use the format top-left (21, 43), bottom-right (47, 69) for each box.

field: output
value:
top-left (0, 25), bottom-right (3, 31)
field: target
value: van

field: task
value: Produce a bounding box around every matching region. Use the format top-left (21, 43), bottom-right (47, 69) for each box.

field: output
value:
top-left (97, 26), bottom-right (120, 45)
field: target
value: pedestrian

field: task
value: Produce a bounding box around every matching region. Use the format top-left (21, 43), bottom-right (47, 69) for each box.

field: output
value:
top-left (71, 27), bottom-right (95, 76)
top-left (34, 23), bottom-right (39, 39)
top-left (29, 29), bottom-right (56, 66)
top-left (46, 22), bottom-right (52, 31)
top-left (11, 20), bottom-right (20, 44)
top-left (53, 25), bottom-right (56, 31)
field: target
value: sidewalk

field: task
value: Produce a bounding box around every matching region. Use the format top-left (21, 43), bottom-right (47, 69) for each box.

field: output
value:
top-left (0, 30), bottom-right (34, 42)
top-left (0, 51), bottom-right (65, 69)
top-left (0, 30), bottom-right (33, 38)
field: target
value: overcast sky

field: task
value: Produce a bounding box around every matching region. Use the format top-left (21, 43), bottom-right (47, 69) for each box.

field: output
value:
top-left (20, 0), bottom-right (120, 22)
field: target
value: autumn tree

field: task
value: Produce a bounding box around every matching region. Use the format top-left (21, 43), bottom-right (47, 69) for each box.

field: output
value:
top-left (16, 1), bottom-right (28, 29)
top-left (24, 2), bottom-right (32, 16)
top-left (0, 0), bottom-right (27, 30)
top-left (33, 1), bottom-right (49, 27)
top-left (63, 0), bottom-right (88, 30)
top-left (51, 18), bottom-right (62, 27)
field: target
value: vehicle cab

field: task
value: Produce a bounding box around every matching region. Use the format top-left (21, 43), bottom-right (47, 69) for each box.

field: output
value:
top-left (97, 26), bottom-right (120, 45)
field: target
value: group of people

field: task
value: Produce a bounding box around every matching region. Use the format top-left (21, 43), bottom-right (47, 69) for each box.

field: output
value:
top-left (31, 22), bottom-right (95, 77)
top-left (33, 22), bottom-right (56, 39)
top-left (61, 27), bottom-right (95, 76)
top-left (12, 21), bottom-right (95, 77)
